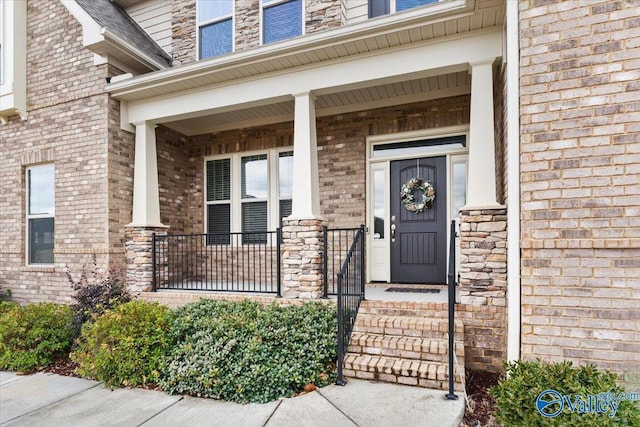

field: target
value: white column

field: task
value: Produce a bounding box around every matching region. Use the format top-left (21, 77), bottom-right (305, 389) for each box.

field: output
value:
top-left (289, 92), bottom-right (323, 220)
top-left (129, 121), bottom-right (164, 227)
top-left (506, 0), bottom-right (521, 363)
top-left (464, 58), bottom-right (502, 209)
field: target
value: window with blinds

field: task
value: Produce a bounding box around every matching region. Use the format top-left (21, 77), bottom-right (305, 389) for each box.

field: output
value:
top-left (278, 152), bottom-right (293, 228)
top-left (262, 0), bottom-right (302, 44)
top-left (369, 0), bottom-right (439, 18)
top-left (205, 150), bottom-right (293, 245)
top-left (198, 0), bottom-right (233, 59)
top-left (206, 158), bottom-right (231, 244)
top-left (27, 164), bottom-right (55, 264)
top-left (241, 154), bottom-right (268, 243)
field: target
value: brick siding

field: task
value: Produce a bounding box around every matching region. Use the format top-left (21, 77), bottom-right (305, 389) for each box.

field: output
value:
top-left (519, 0), bottom-right (640, 386)
top-left (0, 0), bottom-right (112, 303)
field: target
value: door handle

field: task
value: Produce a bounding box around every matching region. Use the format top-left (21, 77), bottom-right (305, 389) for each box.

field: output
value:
top-left (391, 224), bottom-right (396, 242)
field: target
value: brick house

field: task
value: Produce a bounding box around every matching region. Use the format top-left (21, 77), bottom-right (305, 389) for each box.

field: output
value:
top-left (0, 0), bottom-right (638, 388)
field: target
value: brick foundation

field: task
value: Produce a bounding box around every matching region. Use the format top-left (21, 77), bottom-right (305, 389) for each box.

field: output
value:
top-left (282, 219), bottom-right (325, 299)
top-left (458, 208), bottom-right (507, 372)
top-left (125, 226), bottom-right (168, 293)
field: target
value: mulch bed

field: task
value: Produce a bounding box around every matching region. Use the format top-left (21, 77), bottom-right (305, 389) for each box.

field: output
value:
top-left (42, 355), bottom-right (81, 378)
top-left (460, 369), bottom-right (501, 427)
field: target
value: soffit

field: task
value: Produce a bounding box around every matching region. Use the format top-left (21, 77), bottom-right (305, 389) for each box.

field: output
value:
top-left (163, 71), bottom-right (471, 135)
top-left (108, 0), bottom-right (504, 102)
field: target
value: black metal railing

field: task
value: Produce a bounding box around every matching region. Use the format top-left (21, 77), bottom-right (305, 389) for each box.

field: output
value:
top-left (323, 227), bottom-right (362, 297)
top-left (336, 224), bottom-right (366, 386)
top-left (446, 219), bottom-right (459, 400)
top-left (152, 230), bottom-right (282, 296)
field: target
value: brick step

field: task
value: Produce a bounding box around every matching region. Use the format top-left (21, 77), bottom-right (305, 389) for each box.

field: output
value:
top-left (348, 332), bottom-right (464, 363)
top-left (342, 354), bottom-right (465, 392)
top-left (352, 313), bottom-right (464, 338)
top-left (358, 300), bottom-right (454, 318)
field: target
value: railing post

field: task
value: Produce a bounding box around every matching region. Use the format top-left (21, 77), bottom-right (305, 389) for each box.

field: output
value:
top-left (276, 228), bottom-right (282, 297)
top-left (359, 224), bottom-right (365, 299)
top-left (151, 232), bottom-right (157, 292)
top-left (323, 225), bottom-right (328, 298)
top-left (336, 271), bottom-right (345, 386)
top-left (446, 220), bottom-right (458, 400)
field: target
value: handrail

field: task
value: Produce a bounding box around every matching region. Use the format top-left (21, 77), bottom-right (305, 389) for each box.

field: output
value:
top-left (336, 224), bottom-right (366, 386)
top-left (446, 219), bottom-right (459, 400)
top-left (322, 227), bottom-right (362, 297)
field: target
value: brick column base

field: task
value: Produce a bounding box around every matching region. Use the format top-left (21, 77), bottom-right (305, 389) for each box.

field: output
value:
top-left (282, 219), bottom-right (325, 299)
top-left (125, 225), bottom-right (168, 293)
top-left (458, 208), bottom-right (507, 372)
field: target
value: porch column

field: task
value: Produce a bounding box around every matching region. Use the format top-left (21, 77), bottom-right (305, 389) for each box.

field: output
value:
top-left (282, 92), bottom-right (325, 299)
top-left (458, 59), bottom-right (508, 372)
top-left (465, 59), bottom-right (501, 209)
top-left (131, 121), bottom-right (164, 227)
top-left (290, 91), bottom-right (322, 220)
top-left (125, 121), bottom-right (167, 293)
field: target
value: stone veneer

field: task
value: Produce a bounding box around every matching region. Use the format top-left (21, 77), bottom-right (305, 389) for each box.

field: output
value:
top-left (281, 219), bottom-right (325, 299)
top-left (458, 208), bottom-right (507, 372)
top-left (125, 226), bottom-right (168, 293)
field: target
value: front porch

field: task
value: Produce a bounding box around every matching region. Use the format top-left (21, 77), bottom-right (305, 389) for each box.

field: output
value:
top-left (110, 19), bottom-right (509, 375)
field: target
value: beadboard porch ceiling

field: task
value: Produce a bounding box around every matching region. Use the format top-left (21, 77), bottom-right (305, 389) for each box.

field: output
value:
top-left (163, 71), bottom-right (471, 135)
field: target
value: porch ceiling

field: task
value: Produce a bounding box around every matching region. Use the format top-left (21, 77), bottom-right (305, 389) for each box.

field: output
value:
top-left (163, 71), bottom-right (472, 135)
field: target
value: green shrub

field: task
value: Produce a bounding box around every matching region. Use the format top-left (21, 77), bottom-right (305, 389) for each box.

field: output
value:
top-left (160, 299), bottom-right (337, 403)
top-left (0, 286), bottom-right (11, 301)
top-left (72, 300), bottom-right (173, 387)
top-left (491, 360), bottom-right (640, 426)
top-left (0, 303), bottom-right (74, 373)
top-left (0, 301), bottom-right (19, 314)
top-left (66, 256), bottom-right (131, 332)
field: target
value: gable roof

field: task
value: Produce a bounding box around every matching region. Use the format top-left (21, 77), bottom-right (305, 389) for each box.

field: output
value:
top-left (75, 0), bottom-right (172, 69)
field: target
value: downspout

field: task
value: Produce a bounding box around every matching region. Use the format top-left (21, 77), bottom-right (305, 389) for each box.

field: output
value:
top-left (506, 0), bottom-right (521, 362)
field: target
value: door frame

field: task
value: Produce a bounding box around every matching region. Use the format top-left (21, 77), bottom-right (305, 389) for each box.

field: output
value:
top-left (366, 125), bottom-right (470, 283)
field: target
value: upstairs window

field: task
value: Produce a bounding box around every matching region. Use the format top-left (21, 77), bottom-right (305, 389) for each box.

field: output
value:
top-left (369, 0), bottom-right (439, 18)
top-left (26, 164), bottom-right (55, 265)
top-left (198, 0), bottom-right (233, 59)
top-left (262, 0), bottom-right (303, 44)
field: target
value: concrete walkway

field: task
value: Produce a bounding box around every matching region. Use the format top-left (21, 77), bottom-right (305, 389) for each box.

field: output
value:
top-left (0, 371), bottom-right (464, 427)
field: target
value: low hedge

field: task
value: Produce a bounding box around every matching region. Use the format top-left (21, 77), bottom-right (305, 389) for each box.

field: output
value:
top-left (72, 300), bottom-right (174, 387)
top-left (491, 360), bottom-right (640, 426)
top-left (0, 303), bottom-right (74, 373)
top-left (160, 299), bottom-right (337, 403)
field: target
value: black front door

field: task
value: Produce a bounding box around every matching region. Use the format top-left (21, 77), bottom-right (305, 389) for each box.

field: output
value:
top-left (390, 156), bottom-right (447, 283)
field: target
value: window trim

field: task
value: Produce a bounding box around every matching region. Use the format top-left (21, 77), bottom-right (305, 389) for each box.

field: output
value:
top-left (204, 147), bottom-right (293, 240)
top-left (260, 0), bottom-right (305, 46)
top-left (196, 0), bottom-right (235, 60)
top-left (369, 0), bottom-right (442, 18)
top-left (0, 0), bottom-right (27, 122)
top-left (25, 164), bottom-right (55, 266)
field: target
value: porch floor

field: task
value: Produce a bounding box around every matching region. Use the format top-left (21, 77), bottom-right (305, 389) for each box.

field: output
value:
top-left (365, 283), bottom-right (450, 303)
top-left (156, 281), bottom-right (451, 303)
top-left (156, 280), bottom-right (277, 294)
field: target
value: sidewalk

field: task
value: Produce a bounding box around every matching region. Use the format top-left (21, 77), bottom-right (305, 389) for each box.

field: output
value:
top-left (0, 371), bottom-right (464, 427)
